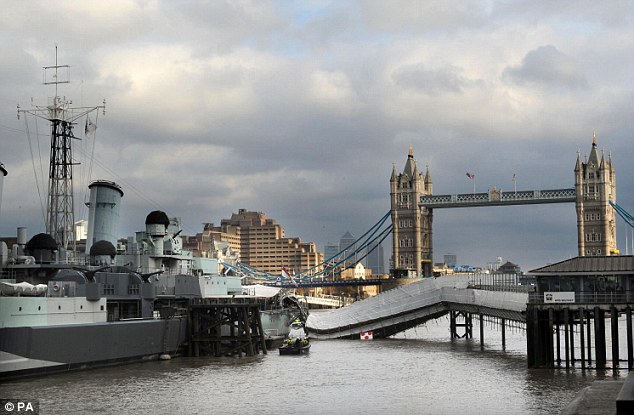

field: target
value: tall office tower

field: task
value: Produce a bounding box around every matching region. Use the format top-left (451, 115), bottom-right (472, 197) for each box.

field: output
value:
top-left (323, 242), bottom-right (339, 264)
top-left (365, 240), bottom-right (385, 275)
top-left (443, 253), bottom-right (457, 268)
top-left (339, 231), bottom-right (357, 268)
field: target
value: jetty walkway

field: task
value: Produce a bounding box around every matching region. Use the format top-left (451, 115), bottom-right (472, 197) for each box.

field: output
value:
top-left (306, 275), bottom-right (528, 339)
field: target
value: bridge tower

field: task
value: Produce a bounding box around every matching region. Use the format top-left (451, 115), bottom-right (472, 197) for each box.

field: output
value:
top-left (390, 147), bottom-right (433, 277)
top-left (574, 133), bottom-right (617, 256)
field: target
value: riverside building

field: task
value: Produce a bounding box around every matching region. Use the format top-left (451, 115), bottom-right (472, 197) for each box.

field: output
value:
top-left (184, 209), bottom-right (323, 275)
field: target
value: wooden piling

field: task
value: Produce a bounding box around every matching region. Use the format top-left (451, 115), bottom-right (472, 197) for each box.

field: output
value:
top-left (587, 308), bottom-right (592, 366)
top-left (188, 297), bottom-right (267, 358)
top-left (594, 306), bottom-right (606, 369)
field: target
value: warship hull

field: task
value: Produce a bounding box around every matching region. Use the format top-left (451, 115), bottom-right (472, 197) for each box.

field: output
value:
top-left (0, 317), bottom-right (188, 380)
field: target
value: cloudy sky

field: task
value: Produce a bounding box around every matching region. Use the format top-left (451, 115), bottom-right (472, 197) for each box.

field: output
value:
top-left (1, 1), bottom-right (633, 272)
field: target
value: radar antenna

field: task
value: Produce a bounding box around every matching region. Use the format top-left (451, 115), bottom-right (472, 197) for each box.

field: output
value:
top-left (17, 46), bottom-right (106, 254)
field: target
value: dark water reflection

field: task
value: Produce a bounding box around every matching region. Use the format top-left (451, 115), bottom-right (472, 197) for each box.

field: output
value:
top-left (2, 316), bottom-right (623, 415)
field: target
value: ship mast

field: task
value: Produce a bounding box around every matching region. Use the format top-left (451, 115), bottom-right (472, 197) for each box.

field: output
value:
top-left (18, 47), bottom-right (105, 254)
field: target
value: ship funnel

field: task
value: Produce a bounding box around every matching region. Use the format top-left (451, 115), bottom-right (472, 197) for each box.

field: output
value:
top-left (86, 180), bottom-right (124, 254)
top-left (145, 210), bottom-right (169, 256)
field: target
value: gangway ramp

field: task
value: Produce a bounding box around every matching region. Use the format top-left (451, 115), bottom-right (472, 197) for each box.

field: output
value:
top-left (306, 275), bottom-right (528, 339)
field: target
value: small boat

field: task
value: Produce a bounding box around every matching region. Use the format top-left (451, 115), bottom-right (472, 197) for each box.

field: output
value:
top-left (279, 338), bottom-right (310, 355)
top-left (279, 320), bottom-right (310, 355)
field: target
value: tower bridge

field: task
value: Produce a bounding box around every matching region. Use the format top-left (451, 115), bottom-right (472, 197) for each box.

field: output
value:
top-left (390, 135), bottom-right (617, 278)
top-left (307, 134), bottom-right (634, 377)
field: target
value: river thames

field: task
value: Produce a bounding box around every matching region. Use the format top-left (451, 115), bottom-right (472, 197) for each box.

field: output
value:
top-left (1, 316), bottom-right (625, 415)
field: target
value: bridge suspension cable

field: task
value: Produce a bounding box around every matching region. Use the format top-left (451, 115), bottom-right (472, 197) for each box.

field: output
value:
top-left (223, 211), bottom-right (394, 283)
top-left (609, 201), bottom-right (634, 229)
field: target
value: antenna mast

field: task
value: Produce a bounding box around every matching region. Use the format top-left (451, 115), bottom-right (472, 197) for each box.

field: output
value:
top-left (18, 47), bottom-right (105, 254)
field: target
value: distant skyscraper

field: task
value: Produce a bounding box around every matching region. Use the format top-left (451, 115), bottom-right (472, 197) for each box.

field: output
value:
top-left (366, 240), bottom-right (385, 275)
top-left (323, 242), bottom-right (339, 264)
top-left (443, 253), bottom-right (457, 268)
top-left (339, 231), bottom-right (356, 268)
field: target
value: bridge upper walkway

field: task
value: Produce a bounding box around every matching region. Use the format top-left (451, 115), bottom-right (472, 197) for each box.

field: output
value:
top-left (419, 188), bottom-right (575, 208)
top-left (306, 275), bottom-right (529, 339)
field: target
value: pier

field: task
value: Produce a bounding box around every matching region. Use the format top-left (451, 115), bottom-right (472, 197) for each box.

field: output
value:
top-left (188, 297), bottom-right (267, 357)
top-left (306, 267), bottom-right (634, 371)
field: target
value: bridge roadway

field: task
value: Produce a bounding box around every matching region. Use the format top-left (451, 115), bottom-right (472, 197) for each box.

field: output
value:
top-left (419, 188), bottom-right (575, 208)
top-left (306, 275), bottom-right (529, 339)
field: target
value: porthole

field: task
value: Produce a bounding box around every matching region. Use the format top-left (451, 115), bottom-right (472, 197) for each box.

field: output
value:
top-left (38, 306), bottom-right (41, 311)
top-left (58, 305), bottom-right (61, 310)
top-left (18, 306), bottom-right (22, 311)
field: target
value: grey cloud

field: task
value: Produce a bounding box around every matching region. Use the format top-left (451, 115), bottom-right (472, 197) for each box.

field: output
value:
top-left (504, 45), bottom-right (588, 89)
top-left (392, 63), bottom-right (472, 95)
top-left (1, 2), bottom-right (634, 273)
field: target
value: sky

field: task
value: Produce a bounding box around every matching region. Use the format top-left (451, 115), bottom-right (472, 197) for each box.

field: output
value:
top-left (1, 0), bottom-right (633, 272)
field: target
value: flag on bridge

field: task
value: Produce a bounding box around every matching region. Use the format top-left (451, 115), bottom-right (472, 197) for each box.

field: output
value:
top-left (281, 267), bottom-right (298, 287)
top-left (466, 172), bottom-right (475, 179)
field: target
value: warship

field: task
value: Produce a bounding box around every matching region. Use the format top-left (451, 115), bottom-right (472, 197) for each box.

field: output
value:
top-left (0, 51), bottom-right (302, 380)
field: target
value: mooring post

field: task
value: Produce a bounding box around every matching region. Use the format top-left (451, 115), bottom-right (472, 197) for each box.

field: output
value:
top-left (625, 306), bottom-right (634, 370)
top-left (569, 308), bottom-right (575, 365)
top-left (579, 308), bottom-right (586, 369)
top-left (479, 314), bottom-right (484, 349)
top-left (501, 318), bottom-right (506, 349)
top-left (564, 308), bottom-right (570, 369)
top-left (611, 306), bottom-right (619, 369)
top-left (587, 308), bottom-right (592, 365)
top-left (547, 308), bottom-right (554, 368)
top-left (254, 303), bottom-right (268, 355)
top-left (549, 308), bottom-right (561, 366)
